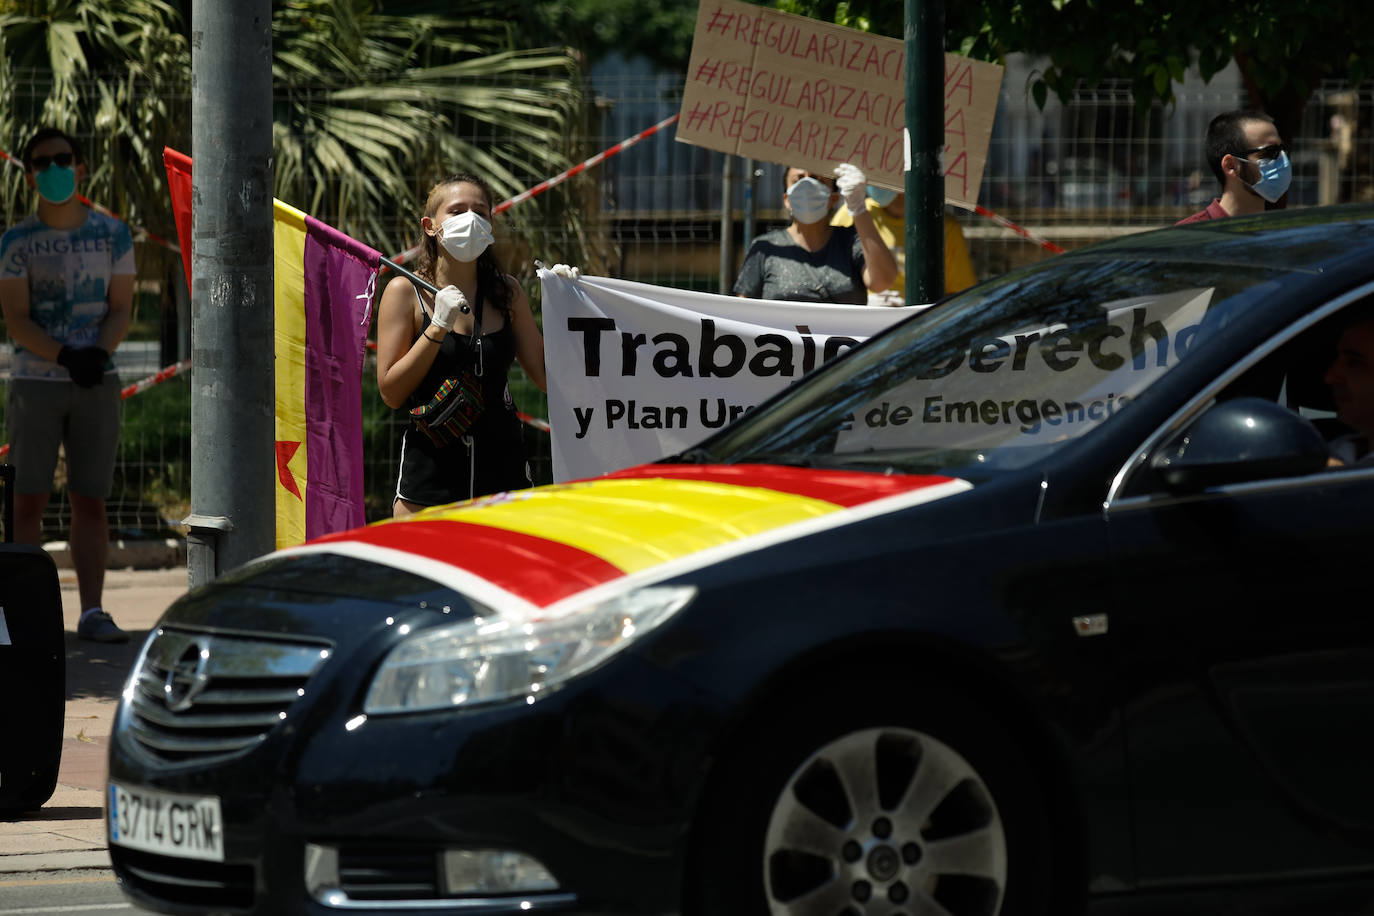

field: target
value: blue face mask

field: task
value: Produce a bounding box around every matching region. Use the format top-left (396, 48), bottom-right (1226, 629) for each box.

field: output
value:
top-left (867, 185), bottom-right (899, 208)
top-left (1245, 150), bottom-right (1292, 204)
top-left (35, 164), bottom-right (77, 205)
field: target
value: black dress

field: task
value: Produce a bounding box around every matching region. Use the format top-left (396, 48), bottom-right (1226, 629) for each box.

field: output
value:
top-left (394, 292), bottom-right (531, 506)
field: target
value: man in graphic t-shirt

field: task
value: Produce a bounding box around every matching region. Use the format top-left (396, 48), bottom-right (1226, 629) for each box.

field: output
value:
top-left (0, 127), bottom-right (135, 643)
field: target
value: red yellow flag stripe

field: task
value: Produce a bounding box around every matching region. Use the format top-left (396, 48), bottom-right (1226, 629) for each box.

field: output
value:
top-left (315, 519), bottom-right (623, 608)
top-left (601, 464), bottom-right (955, 506)
top-left (297, 468), bottom-right (969, 611)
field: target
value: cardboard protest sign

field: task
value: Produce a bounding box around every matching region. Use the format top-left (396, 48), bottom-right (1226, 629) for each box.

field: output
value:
top-left (677, 0), bottom-right (1003, 207)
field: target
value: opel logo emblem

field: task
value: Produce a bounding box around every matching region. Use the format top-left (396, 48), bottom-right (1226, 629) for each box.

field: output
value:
top-left (164, 640), bottom-right (210, 713)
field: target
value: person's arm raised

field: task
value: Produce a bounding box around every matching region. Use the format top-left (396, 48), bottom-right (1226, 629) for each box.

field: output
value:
top-left (852, 209), bottom-right (898, 293)
top-left (376, 276), bottom-right (457, 408)
top-left (834, 163), bottom-right (897, 293)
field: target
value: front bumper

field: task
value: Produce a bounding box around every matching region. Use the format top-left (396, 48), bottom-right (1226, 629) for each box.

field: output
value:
top-left (108, 630), bottom-right (719, 916)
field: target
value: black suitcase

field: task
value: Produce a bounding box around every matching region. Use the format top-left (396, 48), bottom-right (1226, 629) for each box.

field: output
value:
top-left (0, 462), bottom-right (66, 815)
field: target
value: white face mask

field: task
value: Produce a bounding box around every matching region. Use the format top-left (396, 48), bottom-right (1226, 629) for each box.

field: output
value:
top-left (786, 177), bottom-right (834, 225)
top-left (437, 211), bottom-right (494, 262)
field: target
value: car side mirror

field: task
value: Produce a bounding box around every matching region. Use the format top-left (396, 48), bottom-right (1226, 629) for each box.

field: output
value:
top-left (1149, 397), bottom-right (1330, 492)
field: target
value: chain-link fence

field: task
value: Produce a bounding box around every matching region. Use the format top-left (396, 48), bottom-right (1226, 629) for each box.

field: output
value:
top-left (5, 61), bottom-right (1374, 544)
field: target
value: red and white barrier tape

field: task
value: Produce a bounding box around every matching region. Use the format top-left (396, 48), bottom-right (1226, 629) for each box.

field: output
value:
top-left (971, 204), bottom-right (1066, 254)
top-left (494, 113), bottom-right (682, 215)
top-left (0, 356), bottom-right (547, 461)
top-left (517, 412), bottom-right (551, 433)
top-left (6, 126), bottom-right (1066, 264)
top-left (120, 359), bottom-right (191, 399)
top-left (379, 112), bottom-right (685, 270)
top-left (0, 358), bottom-right (193, 459)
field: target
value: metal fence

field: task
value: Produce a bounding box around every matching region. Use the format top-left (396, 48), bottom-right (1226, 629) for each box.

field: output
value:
top-left (5, 59), bottom-right (1374, 544)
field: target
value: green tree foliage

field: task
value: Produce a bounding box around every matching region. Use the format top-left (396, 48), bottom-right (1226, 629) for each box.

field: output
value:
top-left (519, 0), bottom-right (700, 71)
top-left (0, 0), bottom-right (192, 279)
top-left (772, 0), bottom-right (1374, 143)
top-left (270, 0), bottom-right (582, 258)
top-left (0, 0), bottom-right (584, 264)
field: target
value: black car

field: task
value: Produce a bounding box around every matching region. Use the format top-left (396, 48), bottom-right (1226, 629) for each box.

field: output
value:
top-left (109, 205), bottom-right (1374, 916)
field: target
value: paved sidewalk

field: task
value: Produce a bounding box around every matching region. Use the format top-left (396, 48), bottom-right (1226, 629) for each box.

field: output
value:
top-left (0, 565), bottom-right (191, 874)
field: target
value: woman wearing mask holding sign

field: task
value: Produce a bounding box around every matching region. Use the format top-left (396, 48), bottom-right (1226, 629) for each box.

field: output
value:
top-left (732, 163), bottom-right (897, 304)
top-left (376, 172), bottom-right (547, 517)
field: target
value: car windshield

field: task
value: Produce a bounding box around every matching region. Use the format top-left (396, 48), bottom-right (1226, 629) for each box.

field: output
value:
top-left (686, 253), bottom-right (1297, 478)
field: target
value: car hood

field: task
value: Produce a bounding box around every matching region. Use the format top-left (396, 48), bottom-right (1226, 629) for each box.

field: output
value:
top-left (272, 464), bottom-right (970, 620)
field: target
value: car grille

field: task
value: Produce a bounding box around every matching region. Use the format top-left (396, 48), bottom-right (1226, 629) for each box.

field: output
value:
top-left (338, 846), bottom-right (441, 900)
top-left (111, 846), bottom-right (255, 909)
top-left (128, 627), bottom-right (332, 762)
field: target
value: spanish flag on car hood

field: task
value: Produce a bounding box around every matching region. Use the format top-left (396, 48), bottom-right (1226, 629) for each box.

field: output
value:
top-left (281, 465), bottom-right (971, 619)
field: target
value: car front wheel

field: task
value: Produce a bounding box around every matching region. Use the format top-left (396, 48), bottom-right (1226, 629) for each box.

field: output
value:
top-left (766, 725), bottom-right (1007, 915)
top-left (688, 684), bottom-right (1057, 916)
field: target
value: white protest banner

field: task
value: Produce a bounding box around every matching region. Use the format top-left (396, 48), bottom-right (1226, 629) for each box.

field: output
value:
top-left (540, 270), bottom-right (918, 481)
top-left (835, 288), bottom-right (1215, 452)
top-left (676, 0), bottom-right (1003, 207)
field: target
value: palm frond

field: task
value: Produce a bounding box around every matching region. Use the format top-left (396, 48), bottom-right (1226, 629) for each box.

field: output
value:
top-left (47, 21), bottom-right (89, 78)
top-left (3, 0), bottom-right (597, 290)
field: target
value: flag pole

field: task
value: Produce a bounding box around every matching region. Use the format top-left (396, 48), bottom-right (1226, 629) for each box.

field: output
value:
top-left (379, 256), bottom-right (440, 294)
top-left (379, 256), bottom-right (471, 315)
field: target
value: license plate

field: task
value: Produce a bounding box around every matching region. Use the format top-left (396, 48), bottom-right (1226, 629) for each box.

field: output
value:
top-left (108, 781), bottom-right (224, 862)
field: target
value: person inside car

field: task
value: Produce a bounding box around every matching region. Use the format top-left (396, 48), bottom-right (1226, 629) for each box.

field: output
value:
top-left (1324, 305), bottom-right (1374, 466)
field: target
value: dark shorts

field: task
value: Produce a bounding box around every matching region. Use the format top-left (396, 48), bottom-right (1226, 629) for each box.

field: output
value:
top-left (6, 375), bottom-right (121, 498)
top-left (394, 421), bottom-right (532, 508)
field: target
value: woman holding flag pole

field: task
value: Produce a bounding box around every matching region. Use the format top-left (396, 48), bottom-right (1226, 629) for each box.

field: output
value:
top-left (376, 172), bottom-right (546, 516)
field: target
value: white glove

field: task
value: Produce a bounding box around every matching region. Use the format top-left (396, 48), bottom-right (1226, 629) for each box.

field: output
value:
top-left (833, 163), bottom-right (867, 216)
top-left (430, 285), bottom-right (468, 331)
top-left (550, 263), bottom-right (581, 280)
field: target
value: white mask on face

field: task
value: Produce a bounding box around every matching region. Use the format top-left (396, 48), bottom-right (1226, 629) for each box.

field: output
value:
top-left (437, 211), bottom-right (494, 262)
top-left (786, 177), bottom-right (834, 225)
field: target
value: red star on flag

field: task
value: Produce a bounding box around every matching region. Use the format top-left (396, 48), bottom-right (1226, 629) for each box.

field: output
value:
top-left (276, 440), bottom-right (302, 499)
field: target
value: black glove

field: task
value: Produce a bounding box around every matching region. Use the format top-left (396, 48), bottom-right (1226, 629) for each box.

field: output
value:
top-left (57, 346), bottom-right (109, 388)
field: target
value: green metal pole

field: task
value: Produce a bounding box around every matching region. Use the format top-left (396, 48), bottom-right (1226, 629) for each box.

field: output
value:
top-left (905, 0), bottom-right (944, 305)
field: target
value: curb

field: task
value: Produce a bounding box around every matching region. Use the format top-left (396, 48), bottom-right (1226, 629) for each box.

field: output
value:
top-left (44, 538), bottom-right (187, 570)
top-left (0, 849), bottom-right (111, 873)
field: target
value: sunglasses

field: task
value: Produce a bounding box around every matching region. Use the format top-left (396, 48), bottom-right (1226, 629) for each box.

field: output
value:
top-left (1238, 144), bottom-right (1285, 161)
top-left (29, 152), bottom-right (75, 171)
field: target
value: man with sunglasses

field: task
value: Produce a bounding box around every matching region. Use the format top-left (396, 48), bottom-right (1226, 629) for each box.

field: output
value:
top-left (1177, 110), bottom-right (1292, 224)
top-left (0, 127), bottom-right (135, 643)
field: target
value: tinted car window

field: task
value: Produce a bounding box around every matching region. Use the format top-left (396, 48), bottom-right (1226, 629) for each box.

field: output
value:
top-left (694, 255), bottom-right (1299, 479)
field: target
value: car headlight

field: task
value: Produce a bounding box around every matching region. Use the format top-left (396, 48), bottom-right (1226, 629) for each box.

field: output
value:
top-left (363, 585), bottom-right (696, 714)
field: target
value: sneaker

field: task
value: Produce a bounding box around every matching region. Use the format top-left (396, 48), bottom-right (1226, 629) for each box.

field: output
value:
top-left (77, 609), bottom-right (130, 644)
